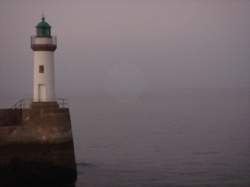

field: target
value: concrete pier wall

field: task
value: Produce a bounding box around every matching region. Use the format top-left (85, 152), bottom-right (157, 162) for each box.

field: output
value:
top-left (0, 102), bottom-right (73, 144)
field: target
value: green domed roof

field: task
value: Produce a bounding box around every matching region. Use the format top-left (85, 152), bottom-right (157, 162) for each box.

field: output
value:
top-left (36, 17), bottom-right (51, 28)
top-left (36, 17), bottom-right (51, 37)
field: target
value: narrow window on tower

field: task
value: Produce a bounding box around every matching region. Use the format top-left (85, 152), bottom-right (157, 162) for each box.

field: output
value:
top-left (39, 65), bottom-right (44, 73)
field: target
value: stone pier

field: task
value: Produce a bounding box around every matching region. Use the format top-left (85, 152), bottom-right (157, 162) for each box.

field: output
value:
top-left (0, 101), bottom-right (77, 185)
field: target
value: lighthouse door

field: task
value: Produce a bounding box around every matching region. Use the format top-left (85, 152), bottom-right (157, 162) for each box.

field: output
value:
top-left (38, 84), bottom-right (46, 101)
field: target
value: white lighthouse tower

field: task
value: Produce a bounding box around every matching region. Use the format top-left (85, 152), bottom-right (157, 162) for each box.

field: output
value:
top-left (31, 17), bottom-right (57, 102)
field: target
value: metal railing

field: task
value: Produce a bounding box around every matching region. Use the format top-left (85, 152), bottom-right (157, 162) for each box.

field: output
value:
top-left (57, 98), bottom-right (69, 108)
top-left (12, 98), bottom-right (32, 109)
top-left (31, 36), bottom-right (57, 45)
top-left (11, 98), bottom-right (69, 109)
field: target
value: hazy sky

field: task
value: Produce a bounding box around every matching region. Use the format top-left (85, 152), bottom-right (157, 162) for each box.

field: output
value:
top-left (0, 0), bottom-right (250, 99)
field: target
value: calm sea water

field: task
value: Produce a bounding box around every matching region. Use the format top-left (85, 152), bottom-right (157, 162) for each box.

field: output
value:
top-left (70, 89), bottom-right (250, 187)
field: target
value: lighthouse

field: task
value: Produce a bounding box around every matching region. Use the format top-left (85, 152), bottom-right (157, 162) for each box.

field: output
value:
top-left (31, 17), bottom-right (57, 102)
top-left (0, 17), bottom-right (77, 185)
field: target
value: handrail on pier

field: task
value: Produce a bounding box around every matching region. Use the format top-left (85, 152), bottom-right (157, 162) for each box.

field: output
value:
top-left (11, 98), bottom-right (69, 109)
top-left (11, 98), bottom-right (32, 109)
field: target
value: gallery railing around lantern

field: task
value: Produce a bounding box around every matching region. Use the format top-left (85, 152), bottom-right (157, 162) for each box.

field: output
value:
top-left (31, 36), bottom-right (57, 51)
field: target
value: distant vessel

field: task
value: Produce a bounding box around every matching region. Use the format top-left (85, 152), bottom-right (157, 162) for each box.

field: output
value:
top-left (0, 17), bottom-right (77, 185)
